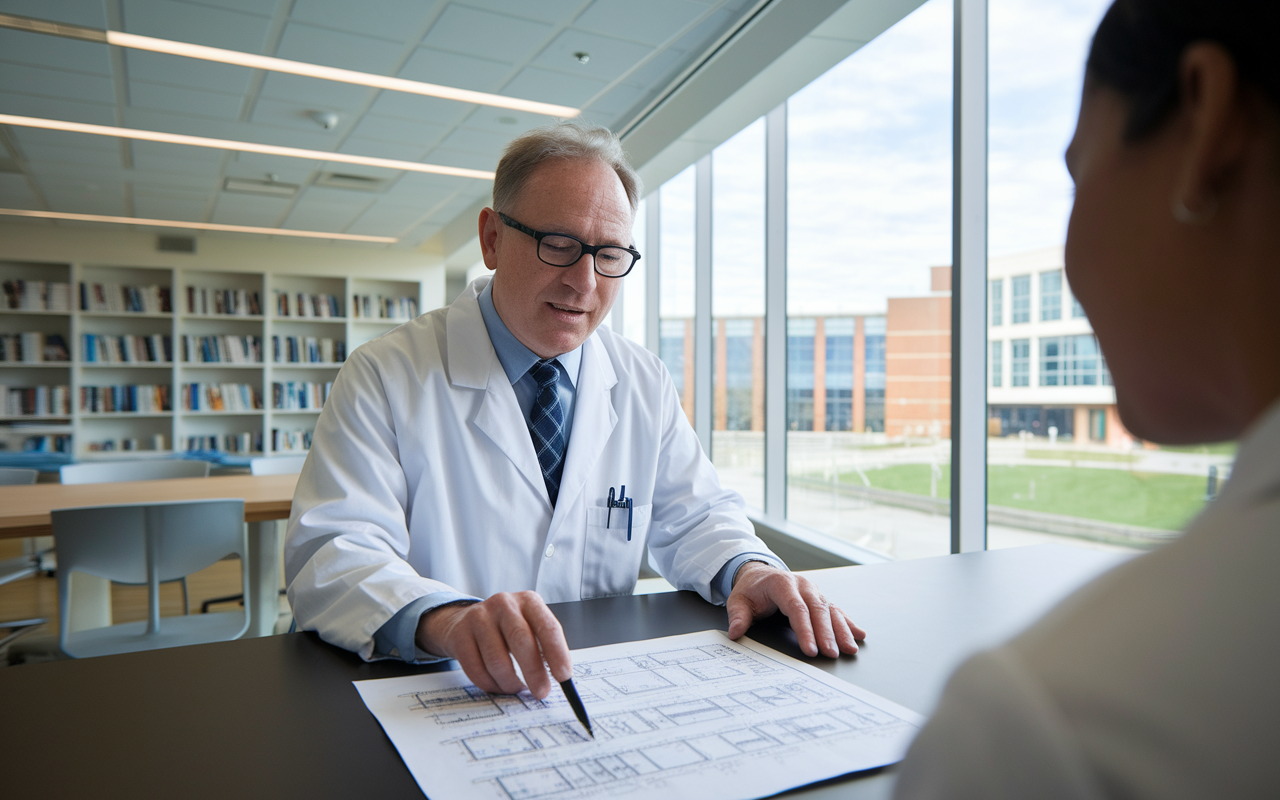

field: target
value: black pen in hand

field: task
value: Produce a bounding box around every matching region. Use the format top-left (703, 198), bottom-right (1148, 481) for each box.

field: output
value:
top-left (560, 678), bottom-right (594, 738)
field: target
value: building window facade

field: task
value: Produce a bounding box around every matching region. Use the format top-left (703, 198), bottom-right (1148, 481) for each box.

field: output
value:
top-left (1011, 274), bottom-right (1031, 324)
top-left (1072, 294), bottom-right (1087, 318)
top-left (989, 278), bottom-right (1003, 326)
top-left (1011, 337), bottom-right (1031, 386)
top-left (786, 318), bottom-right (816, 431)
top-left (863, 316), bottom-right (886, 432)
top-left (990, 339), bottom-right (1003, 388)
top-left (1040, 270), bottom-right (1062, 321)
top-left (723, 319), bottom-right (755, 431)
top-left (659, 319), bottom-right (687, 395)
top-left (1040, 336), bottom-right (1062, 385)
top-left (824, 317), bottom-right (854, 432)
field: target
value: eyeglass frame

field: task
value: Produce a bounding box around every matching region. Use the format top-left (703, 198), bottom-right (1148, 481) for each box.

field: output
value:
top-left (497, 211), bottom-right (641, 278)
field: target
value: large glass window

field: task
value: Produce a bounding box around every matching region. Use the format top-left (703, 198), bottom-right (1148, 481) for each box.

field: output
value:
top-left (987, 0), bottom-right (1228, 554)
top-left (991, 340), bottom-right (1003, 388)
top-left (711, 119), bottom-right (766, 508)
top-left (785, 0), bottom-right (952, 560)
top-left (659, 166), bottom-right (696, 425)
top-left (620, 201), bottom-right (647, 346)
top-left (990, 278), bottom-right (1003, 326)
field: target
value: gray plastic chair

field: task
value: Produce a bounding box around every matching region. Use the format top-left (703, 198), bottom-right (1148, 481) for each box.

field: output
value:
top-left (59, 459), bottom-right (211, 485)
top-left (0, 467), bottom-right (38, 485)
top-left (248, 455), bottom-right (307, 476)
top-left (53, 499), bottom-right (250, 658)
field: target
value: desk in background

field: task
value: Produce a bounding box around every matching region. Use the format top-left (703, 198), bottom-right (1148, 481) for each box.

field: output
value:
top-left (0, 473), bottom-right (299, 637)
top-left (0, 545), bottom-right (1125, 799)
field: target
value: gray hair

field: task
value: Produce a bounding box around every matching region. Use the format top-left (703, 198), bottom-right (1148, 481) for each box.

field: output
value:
top-left (492, 121), bottom-right (642, 215)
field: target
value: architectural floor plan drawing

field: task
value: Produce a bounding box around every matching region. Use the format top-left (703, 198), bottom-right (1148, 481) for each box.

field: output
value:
top-left (354, 630), bottom-right (924, 800)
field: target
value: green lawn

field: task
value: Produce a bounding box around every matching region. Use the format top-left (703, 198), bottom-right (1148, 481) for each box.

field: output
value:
top-left (1024, 449), bottom-right (1138, 463)
top-left (836, 463), bottom-right (1209, 531)
top-left (1159, 441), bottom-right (1238, 456)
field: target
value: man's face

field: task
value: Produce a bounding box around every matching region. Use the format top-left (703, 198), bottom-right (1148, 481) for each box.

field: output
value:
top-left (480, 158), bottom-right (633, 359)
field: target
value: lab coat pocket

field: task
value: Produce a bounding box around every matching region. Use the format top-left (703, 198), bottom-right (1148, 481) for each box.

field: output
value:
top-left (582, 503), bottom-right (652, 599)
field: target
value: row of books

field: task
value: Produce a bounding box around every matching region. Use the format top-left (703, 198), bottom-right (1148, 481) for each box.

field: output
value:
top-left (3, 280), bottom-right (72, 311)
top-left (4, 385), bottom-right (72, 416)
top-left (272, 428), bottom-right (313, 452)
top-left (272, 381), bottom-right (332, 410)
top-left (273, 291), bottom-right (341, 318)
top-left (80, 384), bottom-right (172, 413)
top-left (81, 283), bottom-right (172, 314)
top-left (86, 435), bottom-right (166, 452)
top-left (181, 335), bottom-right (262, 364)
top-left (19, 433), bottom-right (71, 452)
top-left (82, 334), bottom-right (171, 364)
top-left (181, 382), bottom-right (263, 412)
top-left (183, 432), bottom-right (263, 454)
top-left (351, 294), bottom-right (418, 321)
top-left (273, 336), bottom-right (345, 364)
top-left (0, 332), bottom-right (70, 363)
top-left (187, 287), bottom-right (261, 316)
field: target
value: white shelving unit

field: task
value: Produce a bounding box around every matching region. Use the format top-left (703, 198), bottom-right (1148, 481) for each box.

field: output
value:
top-left (2, 260), bottom-right (429, 461)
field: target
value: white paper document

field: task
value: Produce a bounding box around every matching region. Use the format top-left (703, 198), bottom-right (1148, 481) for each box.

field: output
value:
top-left (354, 630), bottom-right (924, 800)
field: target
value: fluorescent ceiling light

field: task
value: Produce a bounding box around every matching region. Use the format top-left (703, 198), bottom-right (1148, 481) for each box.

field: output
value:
top-left (0, 12), bottom-right (579, 118)
top-left (0, 114), bottom-right (496, 180)
top-left (0, 208), bottom-right (398, 243)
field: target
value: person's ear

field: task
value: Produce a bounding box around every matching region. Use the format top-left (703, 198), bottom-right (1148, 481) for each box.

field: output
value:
top-left (1172, 43), bottom-right (1251, 222)
top-left (478, 207), bottom-right (501, 271)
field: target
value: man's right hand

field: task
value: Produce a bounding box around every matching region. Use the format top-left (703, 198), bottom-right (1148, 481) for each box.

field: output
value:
top-left (416, 591), bottom-right (573, 700)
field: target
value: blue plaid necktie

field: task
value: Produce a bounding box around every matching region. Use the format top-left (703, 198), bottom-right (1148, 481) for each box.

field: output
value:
top-left (528, 358), bottom-right (567, 505)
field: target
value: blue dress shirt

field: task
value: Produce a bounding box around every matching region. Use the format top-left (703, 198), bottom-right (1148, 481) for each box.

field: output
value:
top-left (372, 282), bottom-right (780, 662)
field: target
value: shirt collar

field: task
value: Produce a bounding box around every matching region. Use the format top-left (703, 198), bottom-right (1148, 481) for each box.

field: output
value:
top-left (477, 278), bottom-right (581, 387)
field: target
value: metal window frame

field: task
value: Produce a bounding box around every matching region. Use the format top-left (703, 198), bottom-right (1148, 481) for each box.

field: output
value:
top-left (694, 154), bottom-right (714, 454)
top-left (764, 102), bottom-right (788, 518)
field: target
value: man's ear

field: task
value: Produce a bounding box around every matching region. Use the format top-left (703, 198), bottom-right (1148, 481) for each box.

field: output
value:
top-left (1172, 43), bottom-right (1250, 214)
top-left (478, 207), bottom-right (501, 271)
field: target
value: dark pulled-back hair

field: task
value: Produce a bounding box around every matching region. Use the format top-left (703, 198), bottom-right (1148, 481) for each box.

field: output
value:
top-left (1088, 0), bottom-right (1280, 140)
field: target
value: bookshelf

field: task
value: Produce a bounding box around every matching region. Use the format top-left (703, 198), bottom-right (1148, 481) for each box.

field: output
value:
top-left (2, 260), bottom-right (429, 462)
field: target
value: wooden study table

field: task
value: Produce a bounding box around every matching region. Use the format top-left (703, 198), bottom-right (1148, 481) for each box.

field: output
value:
top-left (0, 473), bottom-right (299, 637)
top-left (0, 544), bottom-right (1126, 799)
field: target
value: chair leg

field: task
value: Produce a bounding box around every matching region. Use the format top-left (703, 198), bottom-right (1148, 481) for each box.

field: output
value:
top-left (180, 577), bottom-right (189, 615)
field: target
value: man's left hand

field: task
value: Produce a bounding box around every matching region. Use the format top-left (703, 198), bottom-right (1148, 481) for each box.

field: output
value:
top-left (725, 562), bottom-right (866, 657)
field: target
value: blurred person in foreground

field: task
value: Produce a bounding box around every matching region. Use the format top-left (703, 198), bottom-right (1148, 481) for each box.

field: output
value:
top-left (894, 1), bottom-right (1280, 797)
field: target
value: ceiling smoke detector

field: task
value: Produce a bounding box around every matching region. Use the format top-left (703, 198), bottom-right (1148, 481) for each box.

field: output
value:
top-left (308, 110), bottom-right (340, 130)
top-left (573, 52), bottom-right (590, 64)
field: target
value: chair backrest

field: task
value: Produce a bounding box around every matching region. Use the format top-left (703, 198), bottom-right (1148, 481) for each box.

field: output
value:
top-left (52, 499), bottom-right (247, 648)
top-left (0, 467), bottom-right (38, 485)
top-left (249, 455), bottom-right (307, 476)
top-left (60, 459), bottom-right (211, 485)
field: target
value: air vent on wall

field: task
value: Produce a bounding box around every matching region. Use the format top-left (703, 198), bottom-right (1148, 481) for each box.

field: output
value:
top-left (157, 235), bottom-right (196, 253)
top-left (223, 177), bottom-right (299, 197)
top-left (314, 172), bottom-right (390, 192)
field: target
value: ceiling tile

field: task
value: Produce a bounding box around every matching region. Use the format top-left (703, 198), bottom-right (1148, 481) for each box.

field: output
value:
top-left (26, 162), bottom-right (128, 185)
top-left (289, 0), bottom-right (437, 44)
top-left (423, 4), bottom-right (554, 65)
top-left (419, 145), bottom-right (495, 172)
top-left (283, 195), bottom-right (372, 231)
top-left (121, 0), bottom-right (272, 51)
top-left (0, 29), bottom-right (113, 75)
top-left (619, 46), bottom-right (685, 91)
top-left (11, 128), bottom-right (119, 152)
top-left (225, 152), bottom-right (319, 183)
top-left (336, 137), bottom-right (428, 162)
top-left (0, 92), bottom-right (116, 125)
top-left (0, 63), bottom-right (115, 104)
top-left (22, 148), bottom-right (121, 171)
top-left (453, 0), bottom-right (584, 20)
top-left (366, 91), bottom-right (472, 129)
top-left (502, 66), bottom-right (605, 108)
top-left (301, 185), bottom-right (388, 205)
top-left (210, 193), bottom-right (292, 226)
top-left (532, 29), bottom-right (654, 86)
top-left (256, 74), bottom-right (374, 115)
top-left (348, 114), bottom-right (448, 148)
top-left (275, 22), bottom-right (401, 74)
top-left (0, 173), bottom-right (39, 207)
top-left (0, 0), bottom-right (108, 27)
top-left (121, 106), bottom-right (341, 150)
top-left (39, 179), bottom-right (128, 216)
top-left (125, 50), bottom-right (257, 96)
top-left (436, 126), bottom-right (514, 159)
top-left (458, 106), bottom-right (549, 137)
top-left (133, 193), bottom-right (209, 221)
top-left (185, 0), bottom-right (277, 15)
top-left (129, 80), bottom-right (244, 119)
top-left (583, 81), bottom-right (643, 115)
top-left (381, 171), bottom-right (470, 200)
top-left (344, 201), bottom-right (430, 237)
top-left (575, 0), bottom-right (706, 46)
top-left (398, 47), bottom-right (512, 93)
top-left (130, 140), bottom-right (225, 176)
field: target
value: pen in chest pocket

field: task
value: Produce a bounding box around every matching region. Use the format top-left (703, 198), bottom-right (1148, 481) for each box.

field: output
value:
top-left (606, 485), bottom-right (634, 541)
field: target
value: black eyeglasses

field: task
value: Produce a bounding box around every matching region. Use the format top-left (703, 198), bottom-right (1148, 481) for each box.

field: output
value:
top-left (498, 212), bottom-right (641, 278)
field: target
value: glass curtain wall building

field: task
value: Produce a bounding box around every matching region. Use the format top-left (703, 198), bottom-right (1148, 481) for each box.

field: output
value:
top-left (618, 0), bottom-right (1232, 563)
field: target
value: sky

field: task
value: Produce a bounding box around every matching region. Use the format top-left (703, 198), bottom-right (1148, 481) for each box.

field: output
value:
top-left (649, 0), bottom-right (1114, 320)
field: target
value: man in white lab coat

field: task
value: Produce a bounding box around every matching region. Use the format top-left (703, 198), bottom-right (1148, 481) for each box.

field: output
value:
top-left (286, 122), bottom-right (864, 699)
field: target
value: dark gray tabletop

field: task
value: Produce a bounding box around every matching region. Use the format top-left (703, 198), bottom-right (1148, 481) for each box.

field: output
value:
top-left (0, 544), bottom-right (1124, 799)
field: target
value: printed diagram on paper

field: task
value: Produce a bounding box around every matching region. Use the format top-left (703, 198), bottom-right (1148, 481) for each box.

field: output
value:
top-left (354, 630), bottom-right (924, 800)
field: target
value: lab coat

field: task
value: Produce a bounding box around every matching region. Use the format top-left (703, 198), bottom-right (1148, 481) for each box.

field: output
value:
top-left (286, 276), bottom-right (777, 660)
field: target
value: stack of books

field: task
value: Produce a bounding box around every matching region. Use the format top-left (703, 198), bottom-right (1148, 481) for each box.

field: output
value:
top-left (181, 382), bottom-right (263, 412)
top-left (81, 333), bottom-right (171, 363)
top-left (186, 287), bottom-right (261, 316)
top-left (183, 431), bottom-right (263, 453)
top-left (79, 384), bottom-right (171, 413)
top-left (351, 294), bottom-right (418, 321)
top-left (272, 381), bottom-right (332, 410)
top-left (271, 428), bottom-right (313, 452)
top-left (85, 434), bottom-right (166, 452)
top-left (80, 283), bottom-right (172, 314)
top-left (0, 332), bottom-right (70, 362)
top-left (4, 385), bottom-right (72, 416)
top-left (180, 335), bottom-right (262, 364)
top-left (272, 335), bottom-right (345, 364)
top-left (3, 280), bottom-right (71, 311)
top-left (273, 291), bottom-right (341, 318)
